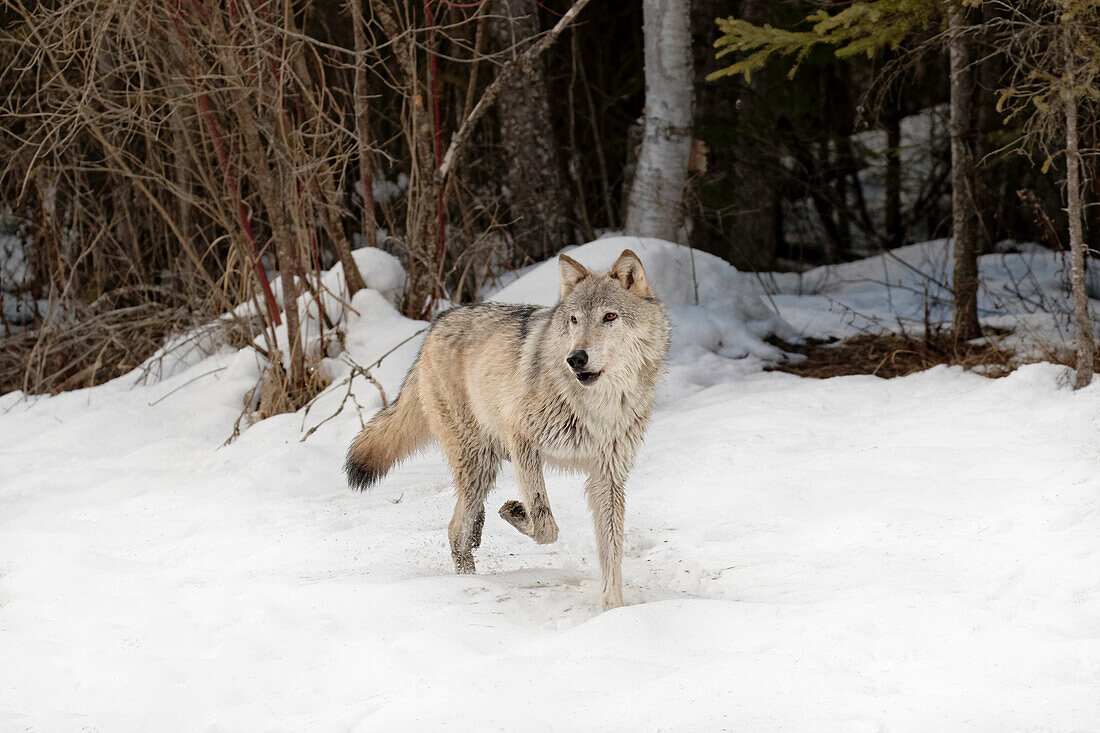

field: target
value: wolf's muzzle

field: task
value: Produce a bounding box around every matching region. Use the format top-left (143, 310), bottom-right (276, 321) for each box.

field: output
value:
top-left (575, 370), bottom-right (601, 385)
top-left (567, 349), bottom-right (601, 384)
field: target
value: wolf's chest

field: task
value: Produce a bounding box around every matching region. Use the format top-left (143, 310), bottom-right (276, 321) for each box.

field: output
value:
top-left (527, 396), bottom-right (640, 465)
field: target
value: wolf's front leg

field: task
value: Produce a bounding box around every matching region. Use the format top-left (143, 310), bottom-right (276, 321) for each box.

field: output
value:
top-left (586, 468), bottom-right (626, 610)
top-left (499, 439), bottom-right (559, 544)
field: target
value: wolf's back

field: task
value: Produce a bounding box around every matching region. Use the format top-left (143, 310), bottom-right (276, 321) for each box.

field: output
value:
top-left (345, 366), bottom-right (430, 490)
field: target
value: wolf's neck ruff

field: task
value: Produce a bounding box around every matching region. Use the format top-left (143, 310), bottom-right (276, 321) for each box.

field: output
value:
top-left (345, 248), bottom-right (671, 611)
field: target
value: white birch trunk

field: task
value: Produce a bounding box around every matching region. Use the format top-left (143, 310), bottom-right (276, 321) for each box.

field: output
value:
top-left (624, 0), bottom-right (693, 243)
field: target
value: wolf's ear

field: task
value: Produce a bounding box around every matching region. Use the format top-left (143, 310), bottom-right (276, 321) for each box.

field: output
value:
top-left (610, 249), bottom-right (652, 297)
top-left (559, 253), bottom-right (590, 298)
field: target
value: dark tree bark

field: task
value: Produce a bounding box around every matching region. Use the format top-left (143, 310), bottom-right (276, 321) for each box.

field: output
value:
top-left (949, 3), bottom-right (982, 340)
top-left (1064, 24), bottom-right (1095, 389)
top-left (725, 128), bottom-right (781, 269)
top-left (490, 0), bottom-right (574, 264)
top-left (342, 0), bottom-right (373, 296)
top-left (885, 104), bottom-right (903, 249)
top-left (694, 0), bottom-right (778, 269)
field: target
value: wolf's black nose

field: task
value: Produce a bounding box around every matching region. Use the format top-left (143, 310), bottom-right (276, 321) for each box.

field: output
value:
top-left (566, 350), bottom-right (588, 370)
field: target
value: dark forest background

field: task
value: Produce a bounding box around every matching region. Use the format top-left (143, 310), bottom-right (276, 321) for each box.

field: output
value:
top-left (1, 0), bottom-right (1094, 400)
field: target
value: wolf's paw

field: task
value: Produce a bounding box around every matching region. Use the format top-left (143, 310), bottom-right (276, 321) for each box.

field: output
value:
top-left (499, 500), bottom-right (532, 536)
top-left (452, 550), bottom-right (476, 575)
top-left (600, 591), bottom-right (624, 611)
top-left (499, 500), bottom-right (559, 544)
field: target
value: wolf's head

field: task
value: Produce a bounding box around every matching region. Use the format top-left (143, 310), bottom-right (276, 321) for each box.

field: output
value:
top-left (552, 249), bottom-right (671, 389)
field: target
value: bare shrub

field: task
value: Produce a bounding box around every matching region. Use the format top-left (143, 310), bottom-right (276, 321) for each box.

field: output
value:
top-left (0, 0), bottom-right (593, 419)
top-left (0, 0), bottom-right (368, 405)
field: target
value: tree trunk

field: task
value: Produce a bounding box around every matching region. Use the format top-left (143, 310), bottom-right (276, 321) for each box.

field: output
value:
top-left (350, 0), bottom-right (377, 266)
top-left (408, 91), bottom-right (442, 317)
top-left (489, 0), bottom-right (574, 265)
top-left (949, 3), bottom-right (982, 340)
top-left (1065, 26), bottom-right (1095, 389)
top-left (689, 0), bottom-right (778, 269)
top-left (366, 0), bottom-right (439, 317)
top-left (624, 0), bottom-right (693, 243)
top-left (885, 104), bottom-right (903, 249)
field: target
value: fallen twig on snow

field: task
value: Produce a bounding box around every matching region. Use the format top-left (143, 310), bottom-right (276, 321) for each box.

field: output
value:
top-left (298, 328), bottom-right (428, 443)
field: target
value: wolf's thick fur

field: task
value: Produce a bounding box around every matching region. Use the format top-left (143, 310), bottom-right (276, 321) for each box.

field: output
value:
top-left (346, 249), bottom-right (670, 609)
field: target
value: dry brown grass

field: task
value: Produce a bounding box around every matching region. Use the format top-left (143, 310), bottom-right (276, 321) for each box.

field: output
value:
top-left (770, 327), bottom-right (1100, 380)
top-left (0, 298), bottom-right (199, 395)
top-left (769, 330), bottom-right (1018, 380)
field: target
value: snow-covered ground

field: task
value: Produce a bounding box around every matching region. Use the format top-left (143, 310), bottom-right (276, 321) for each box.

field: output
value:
top-left (2, 238), bottom-right (1099, 731)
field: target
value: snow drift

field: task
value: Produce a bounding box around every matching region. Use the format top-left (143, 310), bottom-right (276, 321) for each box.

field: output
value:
top-left (493, 236), bottom-right (798, 360)
top-left (2, 239), bottom-right (1100, 731)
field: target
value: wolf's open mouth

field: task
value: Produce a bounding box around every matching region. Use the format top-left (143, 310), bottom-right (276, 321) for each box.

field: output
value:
top-left (576, 371), bottom-right (602, 385)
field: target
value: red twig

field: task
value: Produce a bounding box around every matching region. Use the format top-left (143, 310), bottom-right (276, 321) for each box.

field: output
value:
top-left (535, 1), bottom-right (564, 17)
top-left (156, 0), bottom-right (282, 326)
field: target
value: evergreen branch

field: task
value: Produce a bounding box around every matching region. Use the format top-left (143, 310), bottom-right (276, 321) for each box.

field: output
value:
top-left (709, 0), bottom-right (941, 82)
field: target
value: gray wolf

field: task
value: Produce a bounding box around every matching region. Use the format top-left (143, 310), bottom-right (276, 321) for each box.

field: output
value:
top-left (345, 249), bottom-right (670, 610)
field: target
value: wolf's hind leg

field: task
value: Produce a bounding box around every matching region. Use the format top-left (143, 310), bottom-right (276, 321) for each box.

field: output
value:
top-left (441, 435), bottom-right (499, 574)
top-left (499, 440), bottom-right (558, 544)
top-left (470, 504), bottom-right (486, 549)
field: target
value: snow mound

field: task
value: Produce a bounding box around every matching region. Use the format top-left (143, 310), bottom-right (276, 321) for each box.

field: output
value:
top-left (491, 236), bottom-right (798, 360)
top-left (4, 241), bottom-right (1100, 730)
top-left (324, 246), bottom-right (407, 307)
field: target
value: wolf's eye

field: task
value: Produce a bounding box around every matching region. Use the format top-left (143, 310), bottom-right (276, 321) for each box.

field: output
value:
top-left (570, 315), bottom-right (578, 324)
top-left (603, 312), bottom-right (618, 322)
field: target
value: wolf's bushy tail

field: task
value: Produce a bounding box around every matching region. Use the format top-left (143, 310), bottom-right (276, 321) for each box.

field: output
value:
top-left (345, 367), bottom-right (430, 490)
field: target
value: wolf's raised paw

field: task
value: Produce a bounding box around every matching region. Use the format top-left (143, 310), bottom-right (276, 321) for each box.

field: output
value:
top-left (499, 500), bottom-right (530, 535)
top-left (499, 500), bottom-right (558, 544)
